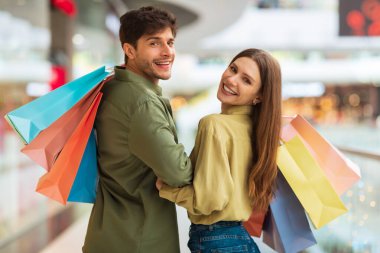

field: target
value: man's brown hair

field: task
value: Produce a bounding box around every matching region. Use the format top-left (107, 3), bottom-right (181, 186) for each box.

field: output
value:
top-left (119, 6), bottom-right (177, 64)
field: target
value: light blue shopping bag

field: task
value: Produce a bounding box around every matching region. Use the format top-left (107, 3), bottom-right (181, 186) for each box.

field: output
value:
top-left (5, 66), bottom-right (108, 144)
top-left (263, 171), bottom-right (317, 253)
top-left (68, 129), bottom-right (98, 203)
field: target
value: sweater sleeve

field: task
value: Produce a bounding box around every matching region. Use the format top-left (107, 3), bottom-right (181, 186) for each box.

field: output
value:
top-left (159, 116), bottom-right (234, 215)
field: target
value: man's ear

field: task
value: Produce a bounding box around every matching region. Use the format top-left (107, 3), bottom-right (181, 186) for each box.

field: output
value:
top-left (123, 43), bottom-right (136, 60)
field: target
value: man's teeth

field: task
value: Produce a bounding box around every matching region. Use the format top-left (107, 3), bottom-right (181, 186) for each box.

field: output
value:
top-left (223, 85), bottom-right (237, 95)
top-left (155, 61), bottom-right (170, 65)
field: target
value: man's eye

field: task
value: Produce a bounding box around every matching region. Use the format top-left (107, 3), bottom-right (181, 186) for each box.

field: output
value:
top-left (168, 41), bottom-right (174, 47)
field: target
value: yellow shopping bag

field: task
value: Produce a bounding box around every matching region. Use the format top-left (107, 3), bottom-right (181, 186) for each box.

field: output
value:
top-left (277, 135), bottom-right (347, 229)
top-left (281, 115), bottom-right (361, 195)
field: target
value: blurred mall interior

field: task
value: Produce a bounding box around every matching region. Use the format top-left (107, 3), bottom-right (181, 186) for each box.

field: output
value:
top-left (1, 0), bottom-right (380, 252)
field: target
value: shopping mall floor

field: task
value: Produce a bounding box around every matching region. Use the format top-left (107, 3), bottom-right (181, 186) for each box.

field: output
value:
top-left (0, 202), bottom-right (278, 253)
top-left (0, 204), bottom-right (281, 253)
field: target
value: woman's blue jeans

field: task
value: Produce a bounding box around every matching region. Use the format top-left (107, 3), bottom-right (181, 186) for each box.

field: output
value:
top-left (187, 221), bottom-right (261, 253)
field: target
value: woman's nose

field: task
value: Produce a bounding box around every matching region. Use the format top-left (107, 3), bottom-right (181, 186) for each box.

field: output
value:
top-left (226, 75), bottom-right (238, 86)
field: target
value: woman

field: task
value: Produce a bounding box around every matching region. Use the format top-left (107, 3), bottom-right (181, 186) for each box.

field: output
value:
top-left (157, 48), bottom-right (282, 253)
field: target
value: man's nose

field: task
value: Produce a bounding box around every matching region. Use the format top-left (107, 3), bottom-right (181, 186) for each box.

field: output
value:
top-left (161, 43), bottom-right (174, 57)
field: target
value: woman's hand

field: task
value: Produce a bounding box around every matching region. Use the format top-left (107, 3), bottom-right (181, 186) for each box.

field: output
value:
top-left (156, 178), bottom-right (163, 190)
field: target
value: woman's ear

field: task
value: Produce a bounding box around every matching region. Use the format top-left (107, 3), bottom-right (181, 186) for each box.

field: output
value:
top-left (123, 43), bottom-right (136, 60)
top-left (253, 96), bottom-right (262, 105)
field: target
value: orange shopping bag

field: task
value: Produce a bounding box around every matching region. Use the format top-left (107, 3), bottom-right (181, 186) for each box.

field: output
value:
top-left (35, 93), bottom-right (102, 204)
top-left (281, 115), bottom-right (361, 195)
top-left (21, 77), bottom-right (110, 171)
top-left (244, 210), bottom-right (267, 237)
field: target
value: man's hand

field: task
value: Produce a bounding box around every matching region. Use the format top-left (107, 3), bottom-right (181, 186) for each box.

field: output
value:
top-left (156, 178), bottom-right (164, 190)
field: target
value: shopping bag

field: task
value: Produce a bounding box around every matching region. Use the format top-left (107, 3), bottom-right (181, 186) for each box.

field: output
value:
top-left (20, 76), bottom-right (109, 171)
top-left (281, 115), bottom-right (360, 195)
top-left (36, 92), bottom-right (102, 204)
top-left (4, 66), bottom-right (108, 144)
top-left (243, 210), bottom-right (266, 237)
top-left (263, 171), bottom-right (316, 253)
top-left (277, 135), bottom-right (347, 228)
top-left (67, 129), bottom-right (98, 203)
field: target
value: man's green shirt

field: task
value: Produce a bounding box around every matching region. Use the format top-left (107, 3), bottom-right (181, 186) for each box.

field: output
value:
top-left (83, 66), bottom-right (192, 253)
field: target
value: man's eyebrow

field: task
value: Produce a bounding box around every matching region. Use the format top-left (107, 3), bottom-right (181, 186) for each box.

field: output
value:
top-left (145, 36), bottom-right (161, 41)
top-left (145, 36), bottom-right (175, 41)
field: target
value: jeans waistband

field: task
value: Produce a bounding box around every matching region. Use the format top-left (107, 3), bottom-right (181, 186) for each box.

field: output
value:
top-left (190, 221), bottom-right (242, 232)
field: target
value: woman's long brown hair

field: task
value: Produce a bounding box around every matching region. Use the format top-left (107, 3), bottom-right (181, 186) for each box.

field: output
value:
top-left (230, 49), bottom-right (282, 211)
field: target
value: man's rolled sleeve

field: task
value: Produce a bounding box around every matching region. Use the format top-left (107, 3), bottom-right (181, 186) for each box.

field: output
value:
top-left (129, 99), bottom-right (192, 187)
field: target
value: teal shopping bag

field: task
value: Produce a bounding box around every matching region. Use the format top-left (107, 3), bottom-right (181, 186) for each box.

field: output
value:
top-left (68, 129), bottom-right (98, 203)
top-left (5, 66), bottom-right (108, 144)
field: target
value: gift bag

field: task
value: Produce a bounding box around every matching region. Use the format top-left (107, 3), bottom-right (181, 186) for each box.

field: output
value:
top-left (20, 77), bottom-right (108, 171)
top-left (67, 129), bottom-right (98, 203)
top-left (36, 93), bottom-right (102, 204)
top-left (281, 115), bottom-right (360, 195)
top-left (5, 66), bottom-right (108, 144)
top-left (243, 210), bottom-right (266, 237)
top-left (277, 135), bottom-right (347, 228)
top-left (263, 171), bottom-right (316, 253)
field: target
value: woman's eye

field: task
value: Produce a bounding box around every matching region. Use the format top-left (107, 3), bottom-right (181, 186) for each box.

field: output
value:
top-left (243, 78), bottom-right (251, 85)
top-left (229, 66), bottom-right (237, 73)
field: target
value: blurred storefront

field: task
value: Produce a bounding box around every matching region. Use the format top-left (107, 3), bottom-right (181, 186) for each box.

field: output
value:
top-left (283, 84), bottom-right (379, 125)
top-left (0, 0), bottom-right (119, 252)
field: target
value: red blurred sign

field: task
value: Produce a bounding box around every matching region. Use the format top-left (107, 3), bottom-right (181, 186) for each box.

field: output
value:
top-left (339, 0), bottom-right (380, 36)
top-left (51, 0), bottom-right (77, 17)
top-left (49, 65), bottom-right (66, 91)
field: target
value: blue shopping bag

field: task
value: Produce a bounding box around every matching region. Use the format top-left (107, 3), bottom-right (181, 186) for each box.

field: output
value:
top-left (5, 66), bottom-right (108, 144)
top-left (263, 171), bottom-right (317, 253)
top-left (68, 129), bottom-right (98, 203)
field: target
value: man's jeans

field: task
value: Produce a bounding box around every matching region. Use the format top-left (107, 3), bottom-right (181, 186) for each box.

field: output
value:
top-left (188, 221), bottom-right (261, 253)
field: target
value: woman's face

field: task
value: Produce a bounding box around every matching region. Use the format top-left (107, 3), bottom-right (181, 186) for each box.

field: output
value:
top-left (217, 57), bottom-right (262, 106)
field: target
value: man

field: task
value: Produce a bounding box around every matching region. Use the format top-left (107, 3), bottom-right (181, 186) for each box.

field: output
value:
top-left (83, 6), bottom-right (192, 253)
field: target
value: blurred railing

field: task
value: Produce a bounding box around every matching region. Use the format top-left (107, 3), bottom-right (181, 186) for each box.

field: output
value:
top-left (306, 147), bottom-right (380, 253)
top-left (338, 147), bottom-right (380, 161)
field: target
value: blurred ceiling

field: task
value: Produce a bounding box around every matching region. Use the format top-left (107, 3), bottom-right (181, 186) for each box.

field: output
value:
top-left (106, 0), bottom-right (380, 55)
top-left (115, 0), bottom-right (199, 28)
top-left (107, 0), bottom-right (250, 54)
